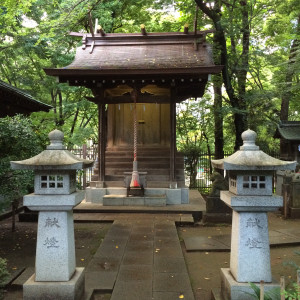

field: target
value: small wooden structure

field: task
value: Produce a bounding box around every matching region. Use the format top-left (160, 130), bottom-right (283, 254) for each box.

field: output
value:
top-left (45, 27), bottom-right (222, 190)
top-left (0, 79), bottom-right (51, 117)
top-left (274, 121), bottom-right (300, 164)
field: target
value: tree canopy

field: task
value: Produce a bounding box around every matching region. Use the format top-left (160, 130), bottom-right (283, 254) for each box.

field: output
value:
top-left (0, 0), bottom-right (299, 153)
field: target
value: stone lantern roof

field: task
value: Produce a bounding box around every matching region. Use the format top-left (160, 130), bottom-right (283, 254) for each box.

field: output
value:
top-left (11, 129), bottom-right (94, 170)
top-left (211, 129), bottom-right (296, 171)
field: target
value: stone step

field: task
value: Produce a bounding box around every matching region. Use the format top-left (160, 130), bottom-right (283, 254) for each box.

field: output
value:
top-left (105, 156), bottom-right (184, 162)
top-left (103, 181), bottom-right (126, 187)
top-left (103, 195), bottom-right (167, 206)
top-left (147, 181), bottom-right (186, 188)
top-left (104, 162), bottom-right (183, 168)
top-left (104, 168), bottom-right (184, 176)
top-left (102, 180), bottom-right (186, 188)
top-left (106, 146), bottom-right (181, 151)
top-left (105, 149), bottom-right (184, 157)
top-left (104, 174), bottom-right (185, 181)
top-left (105, 152), bottom-right (184, 158)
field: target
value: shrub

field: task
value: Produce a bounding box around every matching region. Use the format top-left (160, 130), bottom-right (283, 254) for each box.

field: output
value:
top-left (0, 258), bottom-right (9, 300)
top-left (0, 115), bottom-right (42, 212)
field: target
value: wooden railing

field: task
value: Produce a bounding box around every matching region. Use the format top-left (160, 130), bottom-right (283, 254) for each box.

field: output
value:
top-left (69, 144), bottom-right (97, 189)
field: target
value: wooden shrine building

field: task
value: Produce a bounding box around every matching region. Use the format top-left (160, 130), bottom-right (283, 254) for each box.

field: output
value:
top-left (45, 27), bottom-right (222, 204)
top-left (274, 121), bottom-right (300, 165)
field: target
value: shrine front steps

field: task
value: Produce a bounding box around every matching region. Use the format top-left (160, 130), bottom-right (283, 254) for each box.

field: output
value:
top-left (92, 146), bottom-right (186, 189)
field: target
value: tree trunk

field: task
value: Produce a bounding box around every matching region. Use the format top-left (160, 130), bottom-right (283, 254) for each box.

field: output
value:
top-left (50, 89), bottom-right (57, 125)
top-left (213, 74), bottom-right (224, 160)
top-left (194, 0), bottom-right (248, 150)
top-left (11, 198), bottom-right (19, 232)
top-left (57, 89), bottom-right (64, 127)
top-left (280, 14), bottom-right (300, 121)
top-left (70, 108), bottom-right (79, 137)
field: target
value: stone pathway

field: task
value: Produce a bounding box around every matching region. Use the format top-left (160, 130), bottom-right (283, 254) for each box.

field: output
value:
top-left (184, 228), bottom-right (300, 252)
top-left (84, 216), bottom-right (195, 300)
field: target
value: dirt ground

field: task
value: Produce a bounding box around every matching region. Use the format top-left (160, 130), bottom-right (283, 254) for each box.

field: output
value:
top-left (1, 212), bottom-right (300, 300)
top-left (0, 217), bottom-right (111, 300)
top-left (178, 212), bottom-right (300, 300)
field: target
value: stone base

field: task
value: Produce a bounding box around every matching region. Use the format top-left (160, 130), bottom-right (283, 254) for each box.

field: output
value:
top-left (89, 181), bottom-right (104, 188)
top-left (289, 207), bottom-right (300, 218)
top-left (23, 267), bottom-right (84, 300)
top-left (220, 268), bottom-right (280, 300)
top-left (127, 187), bottom-right (144, 197)
top-left (202, 212), bottom-right (232, 224)
top-left (206, 196), bottom-right (232, 214)
top-left (103, 195), bottom-right (166, 206)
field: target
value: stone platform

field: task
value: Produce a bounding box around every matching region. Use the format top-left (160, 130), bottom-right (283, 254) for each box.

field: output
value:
top-left (85, 187), bottom-right (189, 205)
top-left (75, 189), bottom-right (205, 222)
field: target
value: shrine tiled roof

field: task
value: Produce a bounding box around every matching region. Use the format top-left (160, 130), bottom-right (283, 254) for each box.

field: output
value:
top-left (274, 121), bottom-right (300, 141)
top-left (45, 31), bottom-right (222, 77)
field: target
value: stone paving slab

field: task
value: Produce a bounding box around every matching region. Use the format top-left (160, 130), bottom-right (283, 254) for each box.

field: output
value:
top-left (154, 236), bottom-right (181, 249)
top-left (277, 228), bottom-right (300, 236)
top-left (184, 236), bottom-right (230, 252)
top-left (184, 229), bottom-right (300, 251)
top-left (122, 251), bottom-right (153, 265)
top-left (10, 267), bottom-right (34, 290)
top-left (153, 291), bottom-right (195, 300)
top-left (154, 257), bottom-right (186, 273)
top-left (153, 272), bottom-right (193, 292)
top-left (85, 271), bottom-right (117, 291)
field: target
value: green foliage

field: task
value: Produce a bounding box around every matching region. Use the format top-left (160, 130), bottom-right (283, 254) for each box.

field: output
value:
top-left (1, 0), bottom-right (184, 149)
top-left (0, 258), bottom-right (9, 299)
top-left (283, 251), bottom-right (300, 299)
top-left (282, 282), bottom-right (300, 300)
top-left (248, 282), bottom-right (281, 300)
top-left (0, 0), bottom-right (299, 153)
top-left (177, 96), bottom-right (214, 187)
top-left (0, 115), bottom-right (42, 212)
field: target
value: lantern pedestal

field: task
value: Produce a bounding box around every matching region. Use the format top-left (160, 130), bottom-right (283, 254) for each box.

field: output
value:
top-left (23, 268), bottom-right (84, 300)
top-left (219, 191), bottom-right (283, 299)
top-left (23, 191), bottom-right (85, 299)
top-left (219, 268), bottom-right (280, 300)
top-left (24, 192), bottom-right (84, 282)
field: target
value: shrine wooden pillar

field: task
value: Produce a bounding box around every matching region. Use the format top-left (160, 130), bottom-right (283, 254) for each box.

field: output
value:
top-left (170, 87), bottom-right (176, 185)
top-left (98, 102), bottom-right (106, 182)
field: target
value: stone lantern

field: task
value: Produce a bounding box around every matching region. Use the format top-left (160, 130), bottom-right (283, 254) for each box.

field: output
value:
top-left (211, 129), bottom-right (296, 300)
top-left (11, 129), bottom-right (93, 300)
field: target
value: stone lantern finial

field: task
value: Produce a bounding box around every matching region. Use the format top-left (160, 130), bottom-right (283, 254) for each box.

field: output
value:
top-left (47, 129), bottom-right (65, 150)
top-left (240, 129), bottom-right (259, 151)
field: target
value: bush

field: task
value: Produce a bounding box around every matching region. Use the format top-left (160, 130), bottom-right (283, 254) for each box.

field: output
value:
top-left (0, 115), bottom-right (42, 212)
top-left (0, 258), bottom-right (9, 300)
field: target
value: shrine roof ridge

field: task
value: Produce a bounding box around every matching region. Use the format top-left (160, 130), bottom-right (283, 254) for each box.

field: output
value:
top-left (69, 29), bottom-right (215, 41)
